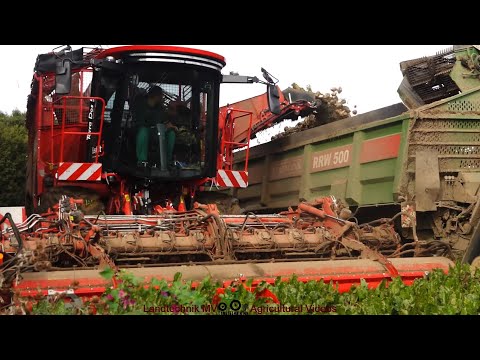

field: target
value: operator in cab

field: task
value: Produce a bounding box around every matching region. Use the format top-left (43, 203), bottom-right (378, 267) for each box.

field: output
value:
top-left (133, 86), bottom-right (178, 167)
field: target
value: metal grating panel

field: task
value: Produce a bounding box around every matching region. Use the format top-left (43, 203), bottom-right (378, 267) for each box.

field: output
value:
top-left (459, 159), bottom-right (480, 169)
top-left (401, 48), bottom-right (456, 87)
top-left (409, 145), bottom-right (480, 156)
top-left (41, 70), bottom-right (94, 127)
top-left (399, 47), bottom-right (459, 104)
top-left (410, 132), bottom-right (480, 142)
top-left (408, 116), bottom-right (480, 173)
top-left (407, 158), bottom-right (480, 172)
top-left (447, 100), bottom-right (480, 112)
top-left (52, 97), bottom-right (103, 125)
top-left (414, 119), bottom-right (480, 130)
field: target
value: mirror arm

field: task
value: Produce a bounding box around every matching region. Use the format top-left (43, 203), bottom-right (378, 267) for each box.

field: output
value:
top-left (261, 68), bottom-right (279, 85)
top-left (222, 75), bottom-right (261, 84)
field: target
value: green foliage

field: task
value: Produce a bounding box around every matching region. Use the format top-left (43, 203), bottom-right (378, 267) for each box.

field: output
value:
top-left (272, 274), bottom-right (339, 314)
top-left (0, 110), bottom-right (28, 206)
top-left (30, 262), bottom-right (480, 315)
top-left (87, 270), bottom-right (221, 315)
top-left (31, 298), bottom-right (84, 315)
top-left (216, 278), bottom-right (271, 313)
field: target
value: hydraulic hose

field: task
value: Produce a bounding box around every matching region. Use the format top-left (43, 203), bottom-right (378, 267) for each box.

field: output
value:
top-left (0, 213), bottom-right (24, 269)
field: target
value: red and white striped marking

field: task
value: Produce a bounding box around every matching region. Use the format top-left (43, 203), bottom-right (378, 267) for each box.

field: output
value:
top-left (57, 162), bottom-right (102, 182)
top-left (216, 170), bottom-right (248, 188)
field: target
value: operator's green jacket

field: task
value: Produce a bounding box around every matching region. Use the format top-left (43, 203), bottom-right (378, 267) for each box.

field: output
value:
top-left (133, 96), bottom-right (168, 127)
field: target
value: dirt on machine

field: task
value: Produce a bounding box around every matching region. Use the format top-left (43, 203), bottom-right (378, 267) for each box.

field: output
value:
top-left (225, 45), bottom-right (480, 267)
top-left (272, 84), bottom-right (356, 140)
top-left (2, 45), bottom-right (469, 310)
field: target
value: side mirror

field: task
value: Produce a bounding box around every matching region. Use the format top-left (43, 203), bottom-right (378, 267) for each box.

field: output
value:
top-left (267, 84), bottom-right (281, 115)
top-left (261, 68), bottom-right (276, 84)
top-left (55, 60), bottom-right (72, 95)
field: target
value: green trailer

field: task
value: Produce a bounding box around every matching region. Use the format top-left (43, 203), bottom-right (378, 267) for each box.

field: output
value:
top-left (226, 45), bottom-right (480, 264)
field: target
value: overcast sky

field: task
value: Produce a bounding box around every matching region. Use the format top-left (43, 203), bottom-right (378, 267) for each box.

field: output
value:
top-left (0, 45), bottom-right (449, 142)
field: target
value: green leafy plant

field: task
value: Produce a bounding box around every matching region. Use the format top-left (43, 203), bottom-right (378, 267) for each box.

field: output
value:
top-left (0, 110), bottom-right (28, 206)
top-left (30, 262), bottom-right (480, 315)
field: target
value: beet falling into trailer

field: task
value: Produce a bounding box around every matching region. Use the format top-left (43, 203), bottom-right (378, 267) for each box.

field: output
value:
top-left (0, 45), bottom-right (461, 304)
top-left (228, 45), bottom-right (480, 267)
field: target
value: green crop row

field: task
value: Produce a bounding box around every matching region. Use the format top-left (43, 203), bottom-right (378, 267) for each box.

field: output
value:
top-left (30, 263), bottom-right (480, 315)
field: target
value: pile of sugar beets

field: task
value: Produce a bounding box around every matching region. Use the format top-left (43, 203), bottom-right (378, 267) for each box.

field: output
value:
top-left (272, 84), bottom-right (357, 140)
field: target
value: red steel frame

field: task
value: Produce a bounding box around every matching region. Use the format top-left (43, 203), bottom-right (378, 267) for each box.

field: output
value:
top-left (49, 96), bottom-right (106, 164)
top-left (14, 259), bottom-right (452, 299)
top-left (30, 70), bottom-right (108, 210)
top-left (218, 108), bottom-right (253, 173)
top-left (96, 45), bottom-right (226, 65)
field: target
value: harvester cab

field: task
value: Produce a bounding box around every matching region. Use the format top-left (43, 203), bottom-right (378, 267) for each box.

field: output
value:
top-left (25, 45), bottom-right (282, 216)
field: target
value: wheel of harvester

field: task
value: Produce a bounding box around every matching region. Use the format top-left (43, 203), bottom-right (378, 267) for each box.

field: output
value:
top-left (471, 256), bottom-right (480, 275)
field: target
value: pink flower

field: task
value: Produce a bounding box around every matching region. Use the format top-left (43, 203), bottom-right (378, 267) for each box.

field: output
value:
top-left (120, 296), bottom-right (135, 310)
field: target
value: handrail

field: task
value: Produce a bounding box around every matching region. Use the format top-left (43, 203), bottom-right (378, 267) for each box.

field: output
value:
top-left (221, 108), bottom-right (253, 172)
top-left (49, 96), bottom-right (106, 164)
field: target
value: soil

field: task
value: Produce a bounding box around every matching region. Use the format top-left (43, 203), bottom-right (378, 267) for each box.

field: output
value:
top-left (272, 84), bottom-right (356, 140)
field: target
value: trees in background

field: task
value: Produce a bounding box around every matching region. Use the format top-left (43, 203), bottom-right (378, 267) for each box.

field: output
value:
top-left (0, 110), bottom-right (27, 206)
